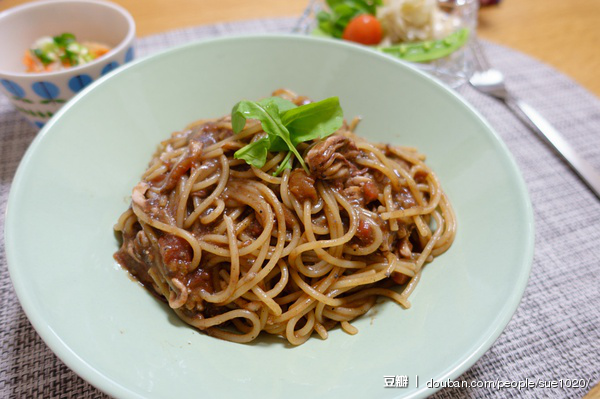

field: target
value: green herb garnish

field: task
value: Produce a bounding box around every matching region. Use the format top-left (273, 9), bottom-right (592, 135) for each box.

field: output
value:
top-left (317, 0), bottom-right (382, 38)
top-left (232, 96), bottom-right (344, 175)
top-left (32, 48), bottom-right (55, 65)
top-left (53, 33), bottom-right (76, 48)
top-left (30, 33), bottom-right (95, 67)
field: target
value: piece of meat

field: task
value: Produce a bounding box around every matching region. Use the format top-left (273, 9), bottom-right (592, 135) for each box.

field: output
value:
top-left (396, 186), bottom-right (416, 209)
top-left (189, 122), bottom-right (233, 147)
top-left (114, 227), bottom-right (166, 301)
top-left (246, 218), bottom-right (263, 238)
top-left (392, 272), bottom-right (410, 285)
top-left (363, 180), bottom-right (380, 203)
top-left (355, 219), bottom-right (374, 246)
top-left (305, 135), bottom-right (359, 180)
top-left (289, 169), bottom-right (317, 202)
top-left (158, 234), bottom-right (193, 277)
top-left (132, 182), bottom-right (150, 211)
top-left (186, 267), bottom-right (212, 292)
top-left (341, 175), bottom-right (381, 206)
top-left (414, 170), bottom-right (428, 184)
top-left (159, 152), bottom-right (199, 192)
top-left (159, 123), bottom-right (232, 193)
top-left (397, 236), bottom-right (413, 259)
top-left (342, 186), bottom-right (364, 207)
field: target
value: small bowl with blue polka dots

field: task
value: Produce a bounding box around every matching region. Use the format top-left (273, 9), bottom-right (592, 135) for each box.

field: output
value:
top-left (0, 0), bottom-right (135, 129)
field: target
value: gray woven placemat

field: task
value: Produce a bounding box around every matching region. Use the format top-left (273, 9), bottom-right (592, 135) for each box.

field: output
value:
top-left (1, 17), bottom-right (599, 399)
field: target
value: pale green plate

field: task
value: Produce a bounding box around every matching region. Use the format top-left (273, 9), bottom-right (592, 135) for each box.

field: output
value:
top-left (5, 35), bottom-right (534, 399)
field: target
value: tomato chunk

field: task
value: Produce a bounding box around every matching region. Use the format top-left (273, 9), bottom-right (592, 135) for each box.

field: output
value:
top-left (342, 14), bottom-right (383, 45)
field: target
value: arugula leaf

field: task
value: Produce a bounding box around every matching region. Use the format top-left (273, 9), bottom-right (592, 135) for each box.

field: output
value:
top-left (273, 152), bottom-right (293, 177)
top-left (268, 97), bottom-right (343, 151)
top-left (232, 99), bottom-right (306, 171)
top-left (233, 137), bottom-right (271, 168)
top-left (232, 95), bottom-right (344, 175)
top-left (267, 96), bottom-right (297, 113)
top-left (282, 97), bottom-right (343, 145)
top-left (232, 98), bottom-right (282, 135)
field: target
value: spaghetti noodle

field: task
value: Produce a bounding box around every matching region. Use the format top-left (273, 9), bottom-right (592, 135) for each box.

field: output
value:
top-left (114, 89), bottom-right (456, 345)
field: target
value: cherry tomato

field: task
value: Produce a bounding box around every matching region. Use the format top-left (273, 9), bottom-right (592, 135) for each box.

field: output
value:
top-left (342, 14), bottom-right (383, 45)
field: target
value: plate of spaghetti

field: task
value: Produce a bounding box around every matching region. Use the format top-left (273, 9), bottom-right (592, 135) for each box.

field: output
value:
top-left (5, 35), bottom-right (534, 398)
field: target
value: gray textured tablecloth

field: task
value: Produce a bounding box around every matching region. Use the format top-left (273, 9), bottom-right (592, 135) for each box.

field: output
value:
top-left (1, 17), bottom-right (599, 399)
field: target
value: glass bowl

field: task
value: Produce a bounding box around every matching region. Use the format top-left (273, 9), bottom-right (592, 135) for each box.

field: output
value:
top-left (294, 0), bottom-right (478, 88)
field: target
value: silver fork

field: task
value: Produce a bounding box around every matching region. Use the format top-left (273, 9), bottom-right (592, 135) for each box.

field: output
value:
top-left (469, 38), bottom-right (600, 200)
